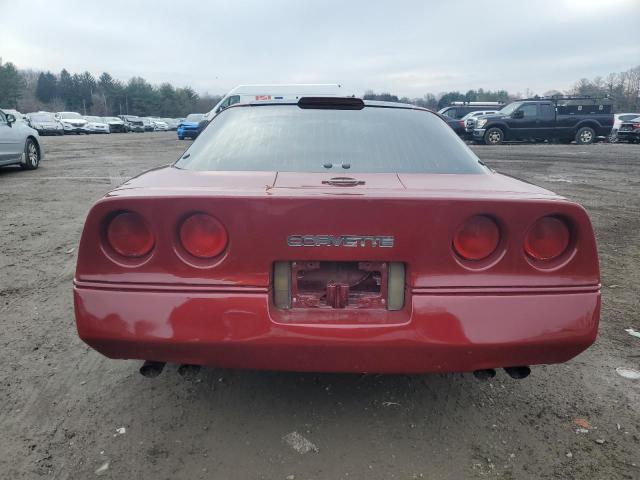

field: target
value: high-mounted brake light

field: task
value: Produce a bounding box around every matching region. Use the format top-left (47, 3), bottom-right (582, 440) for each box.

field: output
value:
top-left (524, 216), bottom-right (570, 261)
top-left (179, 213), bottom-right (228, 258)
top-left (107, 212), bottom-right (154, 258)
top-left (453, 215), bottom-right (500, 261)
top-left (298, 97), bottom-right (365, 110)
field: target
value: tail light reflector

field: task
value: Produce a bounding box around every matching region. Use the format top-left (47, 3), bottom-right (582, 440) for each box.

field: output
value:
top-left (179, 213), bottom-right (227, 258)
top-left (107, 212), bottom-right (154, 258)
top-left (524, 216), bottom-right (570, 261)
top-left (453, 215), bottom-right (500, 261)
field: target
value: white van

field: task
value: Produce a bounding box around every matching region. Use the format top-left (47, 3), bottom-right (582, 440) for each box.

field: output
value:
top-left (199, 84), bottom-right (347, 131)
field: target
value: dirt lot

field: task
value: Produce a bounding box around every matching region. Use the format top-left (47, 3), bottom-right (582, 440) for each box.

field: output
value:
top-left (1, 132), bottom-right (639, 479)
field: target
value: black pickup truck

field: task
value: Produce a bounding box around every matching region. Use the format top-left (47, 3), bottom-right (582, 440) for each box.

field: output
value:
top-left (472, 96), bottom-right (613, 145)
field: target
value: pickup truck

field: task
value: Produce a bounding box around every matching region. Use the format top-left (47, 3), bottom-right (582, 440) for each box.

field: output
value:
top-left (473, 97), bottom-right (613, 145)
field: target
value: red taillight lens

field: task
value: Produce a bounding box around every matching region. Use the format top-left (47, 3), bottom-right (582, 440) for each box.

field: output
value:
top-left (179, 213), bottom-right (227, 258)
top-left (453, 215), bottom-right (500, 261)
top-left (524, 216), bottom-right (570, 261)
top-left (107, 212), bottom-right (154, 258)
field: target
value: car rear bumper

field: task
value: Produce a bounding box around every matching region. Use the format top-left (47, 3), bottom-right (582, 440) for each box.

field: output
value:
top-left (177, 128), bottom-right (199, 137)
top-left (74, 284), bottom-right (600, 373)
top-left (63, 126), bottom-right (90, 133)
top-left (36, 127), bottom-right (63, 135)
top-left (616, 131), bottom-right (639, 141)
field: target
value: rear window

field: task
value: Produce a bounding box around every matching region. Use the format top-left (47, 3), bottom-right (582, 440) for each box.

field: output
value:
top-left (175, 105), bottom-right (486, 174)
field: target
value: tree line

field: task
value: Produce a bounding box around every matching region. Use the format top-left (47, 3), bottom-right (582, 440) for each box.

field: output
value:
top-left (366, 64), bottom-right (639, 112)
top-left (0, 63), bottom-right (222, 117)
top-left (1, 60), bottom-right (638, 116)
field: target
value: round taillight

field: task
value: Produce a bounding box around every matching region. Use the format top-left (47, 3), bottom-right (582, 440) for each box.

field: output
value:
top-left (179, 213), bottom-right (227, 258)
top-left (453, 215), bottom-right (500, 261)
top-left (524, 216), bottom-right (570, 261)
top-left (107, 212), bottom-right (154, 258)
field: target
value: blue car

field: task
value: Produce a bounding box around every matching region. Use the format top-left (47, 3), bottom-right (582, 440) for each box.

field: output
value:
top-left (177, 113), bottom-right (204, 140)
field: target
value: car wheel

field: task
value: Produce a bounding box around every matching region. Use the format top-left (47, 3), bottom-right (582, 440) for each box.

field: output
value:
top-left (575, 127), bottom-right (595, 145)
top-left (21, 138), bottom-right (40, 170)
top-left (484, 127), bottom-right (504, 145)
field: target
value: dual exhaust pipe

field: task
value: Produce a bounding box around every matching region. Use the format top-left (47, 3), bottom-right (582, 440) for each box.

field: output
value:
top-left (139, 361), bottom-right (200, 378)
top-left (473, 366), bottom-right (531, 381)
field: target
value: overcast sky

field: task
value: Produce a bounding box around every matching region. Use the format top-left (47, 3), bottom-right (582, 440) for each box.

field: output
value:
top-left (1, 0), bottom-right (639, 97)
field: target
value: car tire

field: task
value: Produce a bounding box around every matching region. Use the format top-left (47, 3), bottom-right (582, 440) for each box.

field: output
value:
top-left (484, 127), bottom-right (504, 145)
top-left (575, 126), bottom-right (596, 145)
top-left (21, 138), bottom-right (40, 170)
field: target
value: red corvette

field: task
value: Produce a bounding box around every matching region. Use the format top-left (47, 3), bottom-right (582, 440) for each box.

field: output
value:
top-left (74, 97), bottom-right (600, 378)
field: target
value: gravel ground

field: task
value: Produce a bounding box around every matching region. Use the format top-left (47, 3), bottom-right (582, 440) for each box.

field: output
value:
top-left (1, 132), bottom-right (639, 479)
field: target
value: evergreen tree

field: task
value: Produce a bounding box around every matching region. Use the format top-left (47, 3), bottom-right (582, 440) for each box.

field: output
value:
top-left (35, 71), bottom-right (57, 103)
top-left (0, 62), bottom-right (26, 108)
top-left (58, 69), bottom-right (75, 109)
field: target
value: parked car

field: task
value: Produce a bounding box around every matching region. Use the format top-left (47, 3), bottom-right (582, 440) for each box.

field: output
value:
top-left (26, 112), bottom-right (64, 135)
top-left (177, 113), bottom-right (204, 139)
top-left (104, 116), bottom-right (126, 133)
top-left (84, 116), bottom-right (111, 134)
top-left (472, 96), bottom-right (614, 145)
top-left (140, 117), bottom-right (155, 132)
top-left (615, 116), bottom-right (640, 143)
top-left (0, 108), bottom-right (44, 170)
top-left (444, 109), bottom-right (502, 137)
top-left (611, 113), bottom-right (640, 141)
top-left (199, 83), bottom-right (346, 134)
top-left (74, 97), bottom-right (600, 377)
top-left (119, 115), bottom-right (145, 133)
top-left (162, 118), bottom-right (180, 130)
top-left (438, 102), bottom-right (505, 120)
top-left (56, 112), bottom-right (90, 134)
top-left (463, 110), bottom-right (501, 135)
top-left (151, 119), bottom-right (169, 131)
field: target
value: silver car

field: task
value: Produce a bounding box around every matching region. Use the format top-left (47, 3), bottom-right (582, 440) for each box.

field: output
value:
top-left (0, 109), bottom-right (44, 170)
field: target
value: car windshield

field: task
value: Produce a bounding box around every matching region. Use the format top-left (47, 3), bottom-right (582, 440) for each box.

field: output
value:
top-left (105, 117), bottom-right (120, 122)
top-left (59, 112), bottom-right (83, 119)
top-left (499, 102), bottom-right (522, 116)
top-left (30, 113), bottom-right (55, 121)
top-left (176, 104), bottom-right (486, 174)
top-left (185, 114), bottom-right (204, 122)
top-left (85, 116), bottom-right (102, 122)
